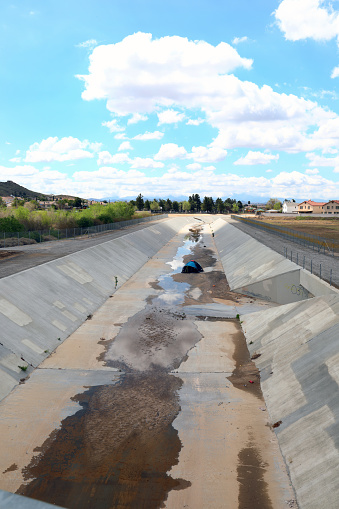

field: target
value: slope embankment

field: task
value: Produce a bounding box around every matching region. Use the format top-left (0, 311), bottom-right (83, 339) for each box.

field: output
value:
top-left (213, 217), bottom-right (339, 509)
top-left (0, 217), bottom-right (190, 402)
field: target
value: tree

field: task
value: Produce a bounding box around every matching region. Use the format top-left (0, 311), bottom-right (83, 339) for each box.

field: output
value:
top-left (12, 198), bottom-right (25, 208)
top-left (135, 193), bottom-right (144, 210)
top-left (237, 200), bottom-right (243, 210)
top-left (144, 199), bottom-right (151, 211)
top-left (165, 198), bottom-right (172, 211)
top-left (150, 200), bottom-right (160, 211)
top-left (0, 197), bottom-right (6, 209)
top-left (182, 201), bottom-right (191, 211)
top-left (232, 203), bottom-right (239, 213)
top-left (215, 198), bottom-right (224, 213)
top-left (201, 196), bottom-right (215, 212)
top-left (172, 200), bottom-right (179, 212)
top-left (273, 201), bottom-right (282, 210)
top-left (266, 198), bottom-right (282, 210)
top-left (0, 216), bottom-right (24, 232)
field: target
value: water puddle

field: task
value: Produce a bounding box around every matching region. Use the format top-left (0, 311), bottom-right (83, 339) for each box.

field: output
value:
top-left (153, 236), bottom-right (200, 307)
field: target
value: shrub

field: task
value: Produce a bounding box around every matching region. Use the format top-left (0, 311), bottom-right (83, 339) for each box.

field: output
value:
top-left (0, 216), bottom-right (24, 232)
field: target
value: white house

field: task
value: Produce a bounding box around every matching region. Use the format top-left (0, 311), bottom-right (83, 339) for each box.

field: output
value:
top-left (282, 200), bottom-right (298, 214)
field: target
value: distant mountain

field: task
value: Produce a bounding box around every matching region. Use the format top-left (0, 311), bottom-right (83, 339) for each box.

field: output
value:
top-left (0, 180), bottom-right (48, 199)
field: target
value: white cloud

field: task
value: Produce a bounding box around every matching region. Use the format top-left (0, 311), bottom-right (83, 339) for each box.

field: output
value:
top-left (306, 152), bottom-right (339, 167)
top-left (186, 118), bottom-right (204, 126)
top-left (118, 141), bottom-right (132, 151)
top-left (130, 157), bottom-right (164, 169)
top-left (305, 168), bottom-right (319, 174)
top-left (274, 0), bottom-right (339, 42)
top-left (234, 151), bottom-right (279, 165)
top-left (10, 157), bottom-right (21, 163)
top-left (97, 151), bottom-right (130, 165)
top-left (114, 133), bottom-right (128, 140)
top-left (155, 143), bottom-right (187, 160)
top-left (189, 146), bottom-right (227, 163)
top-left (232, 36), bottom-right (248, 44)
top-left (77, 32), bottom-right (252, 115)
top-left (205, 165), bottom-right (216, 171)
top-left (266, 169), bottom-right (273, 173)
top-left (127, 113), bottom-right (148, 124)
top-left (102, 119), bottom-right (125, 132)
top-left (77, 32), bottom-right (337, 154)
top-left (331, 66), bottom-right (339, 78)
top-left (25, 137), bottom-right (101, 163)
top-left (76, 39), bottom-right (98, 49)
top-left (133, 131), bottom-right (164, 140)
top-left (186, 163), bottom-right (202, 170)
top-left (157, 109), bottom-right (185, 125)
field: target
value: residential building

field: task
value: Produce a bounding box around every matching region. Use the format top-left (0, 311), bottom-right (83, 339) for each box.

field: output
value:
top-left (282, 200), bottom-right (298, 214)
top-left (323, 200), bottom-right (339, 214)
top-left (297, 200), bottom-right (326, 214)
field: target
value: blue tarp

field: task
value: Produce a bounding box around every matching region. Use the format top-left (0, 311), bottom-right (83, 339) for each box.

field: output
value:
top-left (182, 260), bottom-right (204, 273)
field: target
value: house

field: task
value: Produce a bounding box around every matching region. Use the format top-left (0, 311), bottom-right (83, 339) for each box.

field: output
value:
top-left (297, 200), bottom-right (326, 214)
top-left (1, 196), bottom-right (14, 206)
top-left (282, 200), bottom-right (298, 214)
top-left (322, 200), bottom-right (339, 214)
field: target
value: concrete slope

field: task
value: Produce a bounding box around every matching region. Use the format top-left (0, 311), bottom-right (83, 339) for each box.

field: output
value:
top-left (0, 217), bottom-right (190, 402)
top-left (241, 295), bottom-right (339, 509)
top-left (212, 218), bottom-right (337, 304)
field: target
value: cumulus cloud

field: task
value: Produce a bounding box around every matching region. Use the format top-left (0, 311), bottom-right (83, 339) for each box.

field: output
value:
top-left (118, 141), bottom-right (132, 151)
top-left (97, 151), bottom-right (130, 165)
top-left (157, 109), bottom-right (185, 125)
top-left (306, 152), bottom-right (339, 167)
top-left (331, 66), bottom-right (339, 78)
top-left (234, 151), bottom-right (279, 165)
top-left (186, 163), bottom-right (202, 170)
top-left (155, 143), bottom-right (187, 160)
top-left (76, 39), bottom-right (98, 49)
top-left (127, 113), bottom-right (148, 124)
top-left (232, 36), bottom-right (248, 44)
top-left (77, 32), bottom-right (337, 154)
top-left (305, 168), bottom-right (319, 174)
top-left (77, 32), bottom-right (252, 115)
top-left (189, 146), bottom-right (227, 163)
top-left (130, 157), bottom-right (164, 169)
top-left (274, 0), bottom-right (339, 42)
top-left (133, 131), bottom-right (164, 140)
top-left (102, 119), bottom-right (125, 132)
top-left (186, 118), bottom-right (204, 126)
top-left (25, 137), bottom-right (101, 163)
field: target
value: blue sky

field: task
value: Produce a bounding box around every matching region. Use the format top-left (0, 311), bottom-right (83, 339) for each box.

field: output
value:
top-left (1, 0), bottom-right (339, 201)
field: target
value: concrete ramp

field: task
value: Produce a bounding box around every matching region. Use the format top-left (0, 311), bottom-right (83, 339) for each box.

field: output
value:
top-left (212, 218), bottom-right (336, 303)
top-left (0, 217), bottom-right (190, 402)
top-left (241, 295), bottom-right (339, 509)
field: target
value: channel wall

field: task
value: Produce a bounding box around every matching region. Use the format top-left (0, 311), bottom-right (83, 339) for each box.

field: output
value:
top-left (0, 217), bottom-right (190, 402)
top-left (213, 217), bottom-right (339, 509)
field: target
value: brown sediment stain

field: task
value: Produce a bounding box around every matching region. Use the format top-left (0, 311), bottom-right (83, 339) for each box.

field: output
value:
top-left (18, 373), bottom-right (190, 509)
top-left (3, 463), bottom-right (18, 474)
top-left (237, 437), bottom-right (273, 509)
top-left (0, 250), bottom-right (22, 260)
top-left (228, 321), bottom-right (263, 399)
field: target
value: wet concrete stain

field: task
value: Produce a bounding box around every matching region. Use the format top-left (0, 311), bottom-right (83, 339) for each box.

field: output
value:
top-left (19, 375), bottom-right (190, 509)
top-left (228, 322), bottom-right (262, 399)
top-left (3, 463), bottom-right (18, 474)
top-left (237, 433), bottom-right (273, 509)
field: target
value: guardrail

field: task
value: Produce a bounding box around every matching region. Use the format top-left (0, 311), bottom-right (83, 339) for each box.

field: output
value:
top-left (0, 214), bottom-right (169, 248)
top-left (231, 215), bottom-right (337, 256)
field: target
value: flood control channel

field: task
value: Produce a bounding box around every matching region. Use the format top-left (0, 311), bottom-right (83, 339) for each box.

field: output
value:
top-left (0, 221), bottom-right (296, 509)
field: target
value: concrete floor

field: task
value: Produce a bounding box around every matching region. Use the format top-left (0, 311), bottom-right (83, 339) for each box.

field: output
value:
top-left (0, 220), bottom-right (296, 508)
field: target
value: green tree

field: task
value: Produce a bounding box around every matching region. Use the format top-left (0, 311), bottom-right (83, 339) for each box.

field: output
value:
top-left (266, 198), bottom-right (282, 210)
top-left (165, 198), bottom-right (172, 211)
top-left (135, 193), bottom-right (144, 210)
top-left (201, 196), bottom-right (215, 212)
top-left (215, 198), bottom-right (224, 213)
top-left (0, 197), bottom-right (6, 209)
top-left (172, 200), bottom-right (179, 212)
top-left (144, 199), bottom-right (151, 211)
top-left (182, 201), bottom-right (191, 211)
top-left (232, 203), bottom-right (239, 213)
top-left (150, 200), bottom-right (160, 211)
top-left (0, 216), bottom-right (24, 232)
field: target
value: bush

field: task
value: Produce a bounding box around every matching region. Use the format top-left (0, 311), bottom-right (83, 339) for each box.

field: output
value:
top-left (0, 216), bottom-right (24, 232)
top-left (76, 216), bottom-right (94, 227)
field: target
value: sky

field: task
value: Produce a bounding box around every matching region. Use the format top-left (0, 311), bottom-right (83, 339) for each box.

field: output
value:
top-left (1, 0), bottom-right (339, 202)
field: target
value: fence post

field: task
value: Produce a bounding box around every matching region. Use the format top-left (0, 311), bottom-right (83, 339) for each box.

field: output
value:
top-left (291, 250), bottom-right (292, 262)
top-left (303, 256), bottom-right (305, 269)
top-left (311, 259), bottom-right (313, 274)
top-left (320, 264), bottom-right (322, 279)
top-left (330, 269), bottom-right (332, 286)
top-left (297, 252), bottom-right (298, 265)
top-left (17, 231), bottom-right (19, 246)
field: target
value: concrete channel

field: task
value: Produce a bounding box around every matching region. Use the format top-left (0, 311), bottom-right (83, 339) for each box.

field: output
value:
top-left (0, 215), bottom-right (337, 508)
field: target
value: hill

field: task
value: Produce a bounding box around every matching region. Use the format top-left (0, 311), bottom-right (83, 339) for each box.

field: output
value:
top-left (0, 181), bottom-right (48, 199)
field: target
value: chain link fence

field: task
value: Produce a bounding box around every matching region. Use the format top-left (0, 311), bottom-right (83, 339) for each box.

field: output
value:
top-left (231, 215), bottom-right (337, 256)
top-left (0, 214), bottom-right (168, 248)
